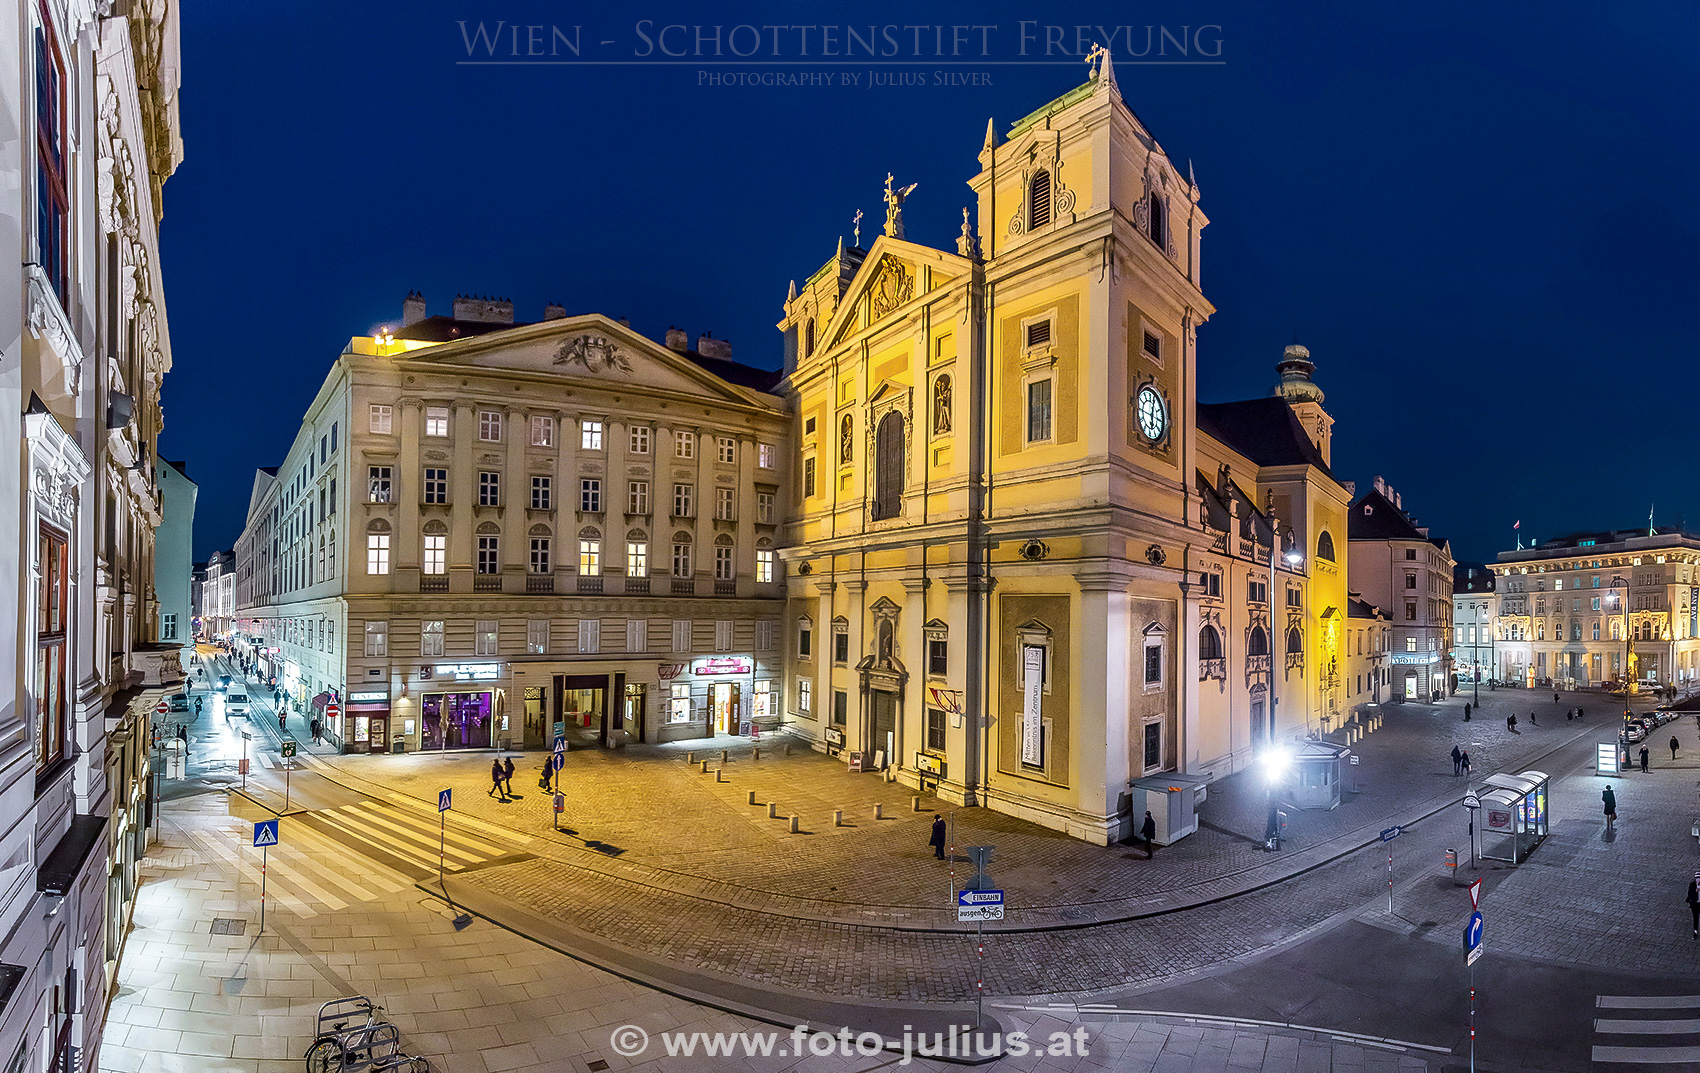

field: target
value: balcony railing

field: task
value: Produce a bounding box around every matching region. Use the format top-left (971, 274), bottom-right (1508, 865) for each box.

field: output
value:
top-left (626, 577), bottom-right (650, 595)
top-left (526, 574), bottom-right (555, 594)
top-left (420, 575), bottom-right (448, 593)
top-left (576, 575), bottom-right (603, 595)
top-left (671, 578), bottom-right (695, 595)
top-left (473, 574), bottom-right (502, 592)
top-left (1246, 654), bottom-right (1271, 674)
top-left (1200, 658), bottom-right (1226, 680)
top-left (714, 580), bottom-right (737, 597)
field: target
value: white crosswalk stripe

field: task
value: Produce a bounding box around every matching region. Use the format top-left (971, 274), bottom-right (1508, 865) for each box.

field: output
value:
top-left (1593, 995), bottom-right (1700, 1066)
top-left (310, 801), bottom-right (520, 876)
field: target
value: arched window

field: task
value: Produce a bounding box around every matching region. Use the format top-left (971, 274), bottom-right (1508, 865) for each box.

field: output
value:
top-left (872, 411), bottom-right (905, 520)
top-left (1287, 626), bottom-right (1303, 653)
top-left (1148, 191), bottom-right (1167, 250)
top-left (1316, 530), bottom-right (1336, 562)
top-left (1198, 625), bottom-right (1223, 660)
top-left (1247, 625), bottom-right (1269, 656)
top-left (805, 318), bottom-right (816, 357)
top-left (1029, 170), bottom-right (1052, 229)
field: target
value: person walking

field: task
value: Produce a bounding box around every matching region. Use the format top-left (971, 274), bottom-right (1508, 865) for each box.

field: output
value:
top-left (502, 756), bottom-right (516, 798)
top-left (538, 754), bottom-right (555, 792)
top-left (1529, 710), bottom-right (1539, 727)
top-left (1640, 745), bottom-right (1651, 772)
top-left (1688, 878), bottom-right (1699, 938)
top-left (1451, 745), bottom-right (1463, 776)
top-left (1554, 692), bottom-right (1560, 704)
top-left (1673, 735), bottom-right (1682, 761)
top-left (929, 815), bottom-right (948, 860)
top-left (1139, 810), bottom-right (1158, 859)
top-left (176, 723), bottom-right (189, 758)
top-left (1602, 784), bottom-right (1617, 830)
top-left (1460, 749), bottom-right (1472, 778)
top-left (278, 711), bottom-right (287, 733)
top-left (310, 717), bottom-right (322, 745)
top-left (1464, 701), bottom-right (1472, 720)
top-left (489, 758), bottom-right (508, 800)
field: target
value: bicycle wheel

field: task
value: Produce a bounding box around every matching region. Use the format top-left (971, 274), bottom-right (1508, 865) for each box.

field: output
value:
top-left (304, 1039), bottom-right (342, 1073)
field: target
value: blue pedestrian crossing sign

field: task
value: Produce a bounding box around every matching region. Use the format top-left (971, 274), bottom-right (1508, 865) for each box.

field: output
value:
top-left (1464, 910), bottom-right (1483, 965)
top-left (438, 788), bottom-right (453, 812)
top-left (252, 819), bottom-right (278, 847)
top-left (553, 736), bottom-right (566, 756)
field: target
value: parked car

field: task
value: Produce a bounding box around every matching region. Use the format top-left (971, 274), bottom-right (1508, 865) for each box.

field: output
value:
top-left (168, 691), bottom-right (190, 712)
top-left (1621, 724), bottom-right (1646, 743)
top-left (225, 692), bottom-right (250, 717)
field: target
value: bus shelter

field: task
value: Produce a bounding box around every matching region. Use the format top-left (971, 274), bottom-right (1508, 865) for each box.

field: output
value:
top-left (1476, 769), bottom-right (1550, 864)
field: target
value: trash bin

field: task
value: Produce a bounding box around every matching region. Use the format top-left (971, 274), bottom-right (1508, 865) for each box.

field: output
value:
top-left (391, 736), bottom-right (406, 754)
top-left (1445, 847), bottom-right (1459, 883)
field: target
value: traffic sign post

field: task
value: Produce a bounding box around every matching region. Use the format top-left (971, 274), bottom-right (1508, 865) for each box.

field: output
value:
top-left (1463, 907), bottom-right (1483, 1073)
top-left (551, 737), bottom-right (566, 792)
top-left (253, 820), bottom-right (279, 933)
top-left (553, 792), bottom-right (565, 831)
top-left (958, 845), bottom-right (995, 1029)
top-left (437, 788), bottom-right (452, 887)
top-left (280, 739), bottom-right (297, 810)
top-left (1462, 792), bottom-right (1481, 867)
top-left (1380, 826), bottom-right (1401, 915)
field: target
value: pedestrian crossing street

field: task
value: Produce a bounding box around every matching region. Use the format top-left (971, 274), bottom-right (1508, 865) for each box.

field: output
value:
top-left (1593, 994), bottom-right (1700, 1068)
top-left (191, 796), bottom-right (534, 920)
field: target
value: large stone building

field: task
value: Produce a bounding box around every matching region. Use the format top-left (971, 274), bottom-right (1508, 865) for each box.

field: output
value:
top-left (1452, 564), bottom-right (1495, 687)
top-left (230, 295), bottom-right (791, 753)
top-left (1, 0), bottom-right (183, 1066)
top-left (1488, 530), bottom-right (1700, 691)
top-left (154, 459), bottom-right (197, 646)
top-left (774, 55), bottom-right (1351, 844)
top-left (1347, 478), bottom-right (1456, 701)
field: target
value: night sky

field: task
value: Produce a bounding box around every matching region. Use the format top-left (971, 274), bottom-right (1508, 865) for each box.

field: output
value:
top-left (160, 1), bottom-right (1700, 565)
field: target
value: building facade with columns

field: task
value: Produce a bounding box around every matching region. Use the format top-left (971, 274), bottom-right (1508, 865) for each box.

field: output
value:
top-left (231, 295), bottom-right (791, 753)
top-left (1487, 530), bottom-right (1700, 691)
top-left (775, 57), bottom-right (1350, 845)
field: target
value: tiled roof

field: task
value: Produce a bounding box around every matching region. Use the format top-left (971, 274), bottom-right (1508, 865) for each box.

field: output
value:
top-left (1348, 488), bottom-right (1431, 542)
top-left (1195, 398), bottom-right (1342, 486)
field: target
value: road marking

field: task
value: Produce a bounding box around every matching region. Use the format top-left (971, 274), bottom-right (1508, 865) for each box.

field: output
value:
top-left (1595, 1018), bottom-right (1700, 1034)
top-left (1592, 1045), bottom-right (1700, 1063)
top-left (350, 802), bottom-right (509, 855)
top-left (330, 803), bottom-right (496, 858)
top-left (316, 807), bottom-right (483, 867)
top-left (378, 789), bottom-right (535, 844)
top-left (271, 826), bottom-right (411, 901)
top-left (187, 829), bottom-right (318, 918)
top-left (1598, 996), bottom-right (1700, 1008)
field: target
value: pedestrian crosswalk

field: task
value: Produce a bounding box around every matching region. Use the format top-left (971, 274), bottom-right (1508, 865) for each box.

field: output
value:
top-left (189, 798), bottom-right (533, 920)
top-left (1593, 994), bottom-right (1700, 1067)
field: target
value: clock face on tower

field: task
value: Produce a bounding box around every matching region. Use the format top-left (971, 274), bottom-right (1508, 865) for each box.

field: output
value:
top-left (1135, 385), bottom-right (1167, 443)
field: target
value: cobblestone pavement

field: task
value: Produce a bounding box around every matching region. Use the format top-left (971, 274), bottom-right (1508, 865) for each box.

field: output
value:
top-left (100, 792), bottom-right (1423, 1073)
top-left (312, 691), bottom-right (1645, 933)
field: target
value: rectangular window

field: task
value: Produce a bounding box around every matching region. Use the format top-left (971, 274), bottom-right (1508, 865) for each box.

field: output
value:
top-left (1248, 580), bottom-right (1267, 604)
top-left (756, 620), bottom-right (776, 651)
top-left (714, 546), bottom-right (734, 580)
top-left (425, 407), bottom-right (450, 437)
top-left (627, 541), bottom-right (649, 577)
top-left (365, 620), bottom-right (388, 657)
top-left (320, 436), bottom-right (327, 463)
top-left (1592, 597), bottom-right (1601, 611)
top-left (329, 478), bottom-right (337, 514)
top-left (35, 526), bottom-right (68, 769)
top-left (367, 534), bottom-right (390, 575)
top-left (527, 619), bottom-right (549, 654)
top-left (423, 468), bottom-right (447, 505)
top-left (798, 679), bottom-right (813, 714)
top-left (928, 636), bottom-right (948, 677)
top-left (630, 426), bottom-right (651, 454)
top-left (1027, 379), bottom-right (1053, 443)
top-left (1406, 602), bottom-right (1417, 620)
top-left (803, 457), bottom-right (817, 498)
top-left (530, 414), bottom-right (555, 447)
top-left (161, 613), bottom-right (178, 640)
top-left (479, 410), bottom-right (503, 441)
top-left (1405, 548), bottom-right (1417, 561)
top-left (833, 629), bottom-right (849, 664)
top-left (1405, 636), bottom-right (1417, 653)
top-left (531, 476), bottom-right (552, 510)
top-left (578, 619), bottom-right (601, 654)
top-left (1144, 638), bottom-right (1163, 686)
top-left (926, 708), bottom-right (947, 752)
top-left (715, 620), bottom-right (735, 651)
top-left (581, 419), bottom-right (604, 450)
top-left (1144, 723), bottom-right (1162, 769)
top-left (423, 534), bottom-right (446, 575)
top-left (798, 620), bottom-right (813, 659)
top-left (477, 535), bottom-right (499, 574)
top-left (717, 437), bottom-right (737, 464)
top-left (672, 620), bottom-right (692, 653)
top-left (1025, 320), bottom-right (1052, 347)
top-left (627, 619), bottom-right (648, 652)
top-left (670, 683), bottom-right (691, 723)
top-left (673, 484), bottom-right (694, 518)
top-left (369, 405), bottom-right (393, 434)
top-left (715, 487), bottom-right (736, 521)
top-left (367, 467), bottom-right (393, 503)
top-left (832, 688), bottom-right (848, 725)
top-left (757, 492), bottom-right (776, 523)
top-left (478, 471), bottom-right (500, 507)
top-left (422, 620), bottom-right (444, 657)
top-left (1405, 573), bottom-right (1417, 589)
top-left (672, 542), bottom-right (693, 577)
top-left (34, 17), bottom-right (67, 301)
top-left (580, 479), bottom-right (602, 513)
top-left (756, 549), bottom-right (775, 584)
top-left (529, 537), bottom-right (550, 574)
top-left (628, 481), bottom-right (650, 515)
top-left (675, 430), bottom-right (696, 458)
top-left (759, 443), bottom-right (776, 469)
top-left (579, 540), bottom-right (601, 576)
top-left (475, 620), bottom-right (499, 656)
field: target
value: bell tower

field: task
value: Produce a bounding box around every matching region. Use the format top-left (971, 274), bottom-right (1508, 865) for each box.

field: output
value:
top-left (1272, 343), bottom-right (1333, 466)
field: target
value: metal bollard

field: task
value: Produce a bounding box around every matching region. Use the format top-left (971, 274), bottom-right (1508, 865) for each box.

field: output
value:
top-left (753, 747), bottom-right (760, 760)
top-left (785, 743), bottom-right (792, 756)
top-left (874, 803), bottom-right (884, 820)
top-left (912, 796), bottom-right (923, 812)
top-left (789, 815), bottom-right (800, 833)
top-left (700, 760), bottom-right (710, 773)
top-left (687, 752), bottom-right (695, 764)
top-left (833, 809), bottom-right (844, 827)
top-left (715, 768), bottom-right (726, 783)
top-left (747, 790), bottom-right (757, 805)
top-left (722, 749), bottom-right (729, 763)
top-left (768, 802), bottom-right (778, 818)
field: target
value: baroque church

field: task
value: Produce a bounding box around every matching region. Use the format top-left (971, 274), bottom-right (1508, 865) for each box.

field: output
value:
top-left (776, 52), bottom-right (1350, 844)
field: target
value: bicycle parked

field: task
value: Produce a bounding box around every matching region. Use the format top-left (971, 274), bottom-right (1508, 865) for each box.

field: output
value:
top-left (304, 997), bottom-right (430, 1073)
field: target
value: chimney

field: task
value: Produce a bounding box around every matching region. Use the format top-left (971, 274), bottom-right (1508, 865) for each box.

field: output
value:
top-left (665, 326), bottom-right (688, 352)
top-left (618, 316), bottom-right (631, 328)
top-left (696, 332), bottom-right (732, 360)
top-left (1342, 480), bottom-right (1356, 496)
top-left (1373, 475), bottom-right (1386, 496)
top-left (451, 294), bottom-right (514, 324)
top-left (543, 302), bottom-right (566, 321)
top-left (402, 290), bottom-right (427, 326)
top-left (1394, 492), bottom-right (1402, 510)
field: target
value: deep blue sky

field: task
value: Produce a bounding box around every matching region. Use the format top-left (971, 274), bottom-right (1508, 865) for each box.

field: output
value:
top-left (161, 2), bottom-right (1700, 564)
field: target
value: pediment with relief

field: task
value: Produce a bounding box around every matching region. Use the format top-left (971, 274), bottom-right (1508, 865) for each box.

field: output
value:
top-left (818, 237), bottom-right (969, 353)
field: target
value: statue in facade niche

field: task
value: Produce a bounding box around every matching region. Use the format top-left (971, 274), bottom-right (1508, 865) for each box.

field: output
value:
top-left (933, 375), bottom-right (952, 434)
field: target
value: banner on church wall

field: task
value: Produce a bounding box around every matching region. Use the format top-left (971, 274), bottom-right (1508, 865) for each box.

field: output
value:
top-left (1021, 645), bottom-right (1045, 767)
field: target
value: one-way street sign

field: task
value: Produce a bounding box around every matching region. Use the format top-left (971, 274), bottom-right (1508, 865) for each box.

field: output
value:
top-left (1380, 825), bottom-right (1403, 842)
top-left (1464, 910), bottom-right (1483, 965)
top-left (957, 888), bottom-right (1005, 921)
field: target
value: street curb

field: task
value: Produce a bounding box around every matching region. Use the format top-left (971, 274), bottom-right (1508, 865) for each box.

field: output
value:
top-left (996, 1003), bottom-right (1454, 1055)
top-left (420, 876), bottom-right (1009, 1065)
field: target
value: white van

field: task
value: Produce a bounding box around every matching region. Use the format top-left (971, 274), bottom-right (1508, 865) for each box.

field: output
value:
top-left (225, 692), bottom-right (250, 718)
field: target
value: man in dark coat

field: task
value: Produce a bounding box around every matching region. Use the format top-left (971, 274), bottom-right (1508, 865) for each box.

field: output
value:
top-left (1641, 745), bottom-right (1651, 772)
top-left (1687, 878), bottom-right (1699, 938)
top-left (1451, 745), bottom-right (1463, 776)
top-left (1602, 784), bottom-right (1617, 829)
top-left (1140, 810), bottom-right (1158, 859)
top-left (502, 757), bottom-right (516, 798)
top-left (1673, 736), bottom-right (1682, 761)
top-left (490, 758), bottom-right (508, 800)
top-left (929, 815), bottom-right (947, 860)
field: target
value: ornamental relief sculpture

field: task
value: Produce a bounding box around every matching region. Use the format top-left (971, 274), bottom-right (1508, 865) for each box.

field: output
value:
top-left (869, 256), bottom-right (914, 320)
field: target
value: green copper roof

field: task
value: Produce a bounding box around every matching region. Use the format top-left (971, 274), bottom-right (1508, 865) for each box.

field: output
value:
top-left (1006, 78), bottom-right (1096, 138)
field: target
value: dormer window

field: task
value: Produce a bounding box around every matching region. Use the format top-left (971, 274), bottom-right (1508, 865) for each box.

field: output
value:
top-left (1028, 170), bottom-right (1052, 229)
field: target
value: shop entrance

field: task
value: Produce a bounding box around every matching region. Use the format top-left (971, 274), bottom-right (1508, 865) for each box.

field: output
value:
top-left (367, 716), bottom-right (387, 753)
top-left (870, 690), bottom-right (897, 768)
top-left (623, 683), bottom-right (646, 742)
top-left (421, 692), bottom-right (494, 750)
top-left (711, 682), bottom-right (740, 734)
top-left (1403, 673), bottom-right (1417, 700)
top-left (554, 674), bottom-right (609, 746)
top-left (524, 686), bottom-right (548, 749)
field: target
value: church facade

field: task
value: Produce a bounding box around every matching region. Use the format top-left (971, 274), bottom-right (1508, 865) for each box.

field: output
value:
top-left (776, 55), bottom-right (1349, 844)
